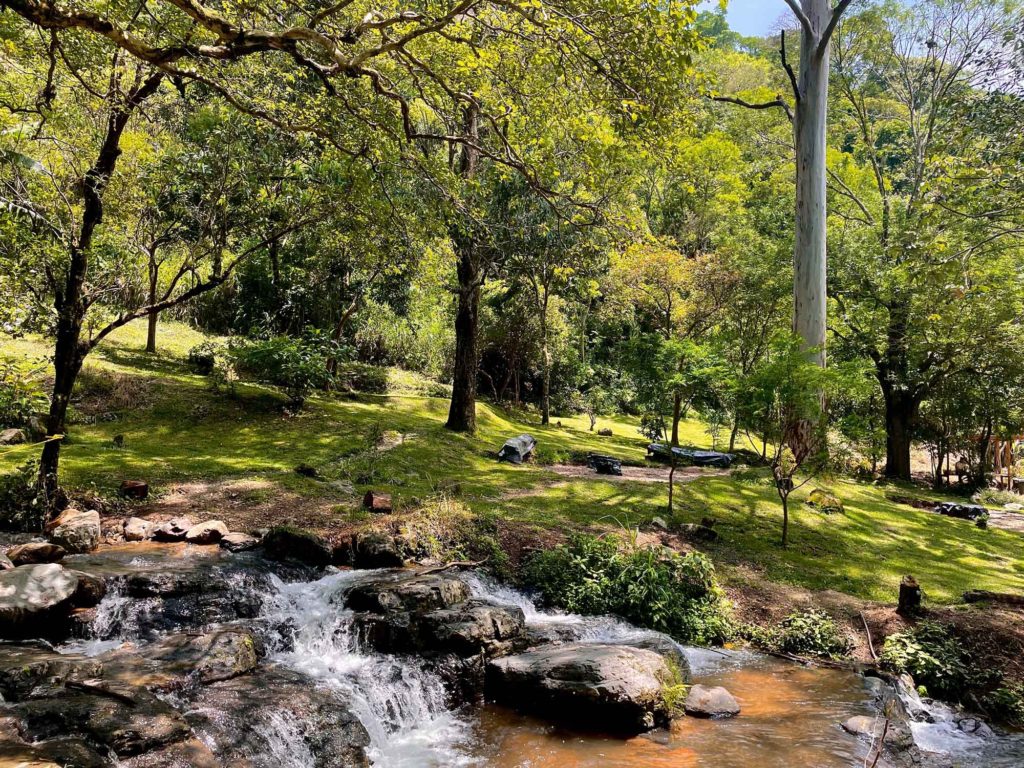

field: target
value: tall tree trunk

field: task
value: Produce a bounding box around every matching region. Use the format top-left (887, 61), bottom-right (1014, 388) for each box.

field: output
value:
top-left (780, 491), bottom-right (790, 547)
top-left (728, 417), bottom-right (740, 453)
top-left (539, 292), bottom-right (550, 426)
top-left (882, 390), bottom-right (917, 481)
top-left (38, 70), bottom-right (164, 505)
top-left (445, 103), bottom-right (482, 434)
top-left (671, 393), bottom-right (682, 446)
top-left (145, 250), bottom-right (158, 354)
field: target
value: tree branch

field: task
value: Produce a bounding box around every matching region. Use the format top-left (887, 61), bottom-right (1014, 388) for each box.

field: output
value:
top-left (711, 95), bottom-right (793, 123)
top-left (818, 0), bottom-right (855, 58)
top-left (781, 0), bottom-right (813, 36)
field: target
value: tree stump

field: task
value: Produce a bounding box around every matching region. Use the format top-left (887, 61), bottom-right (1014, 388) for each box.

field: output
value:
top-left (897, 575), bottom-right (922, 616)
top-left (119, 480), bottom-right (149, 500)
top-left (362, 491), bottom-right (393, 514)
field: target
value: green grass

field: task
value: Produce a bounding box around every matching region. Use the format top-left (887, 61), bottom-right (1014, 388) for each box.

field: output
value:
top-left (3, 318), bottom-right (1022, 607)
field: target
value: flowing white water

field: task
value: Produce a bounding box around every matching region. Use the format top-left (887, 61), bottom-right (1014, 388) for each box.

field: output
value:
top-left (258, 570), bottom-right (477, 768)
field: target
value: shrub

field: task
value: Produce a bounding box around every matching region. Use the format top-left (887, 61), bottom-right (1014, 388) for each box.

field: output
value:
top-left (334, 362), bottom-right (389, 394)
top-left (881, 622), bottom-right (971, 698)
top-left (0, 460), bottom-right (46, 532)
top-left (187, 342), bottom-right (218, 375)
top-left (0, 355), bottom-right (48, 427)
top-left (228, 333), bottom-right (341, 408)
top-left (984, 683), bottom-right (1024, 726)
top-left (524, 533), bottom-right (732, 645)
top-left (777, 610), bottom-right (852, 659)
top-left (972, 488), bottom-right (1021, 508)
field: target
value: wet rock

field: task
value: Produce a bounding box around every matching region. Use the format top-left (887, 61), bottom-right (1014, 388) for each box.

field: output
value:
top-left (11, 683), bottom-right (191, 757)
top-left (68, 570), bottom-right (107, 607)
top-left (0, 645), bottom-right (102, 701)
top-left (841, 714), bottom-right (877, 736)
top-left (7, 542), bottom-right (66, 565)
top-left (185, 520), bottom-right (228, 545)
top-left (100, 628), bottom-right (261, 690)
top-left (346, 571), bottom-right (470, 614)
top-left (262, 525), bottom-right (333, 566)
top-left (47, 507), bottom-right (102, 553)
top-left (118, 738), bottom-right (219, 768)
top-left (683, 684), bottom-right (740, 718)
top-left (152, 517), bottom-right (193, 542)
top-left (0, 427), bottom-right (26, 445)
top-left (119, 480), bottom-right (150, 500)
top-left (353, 532), bottom-right (404, 568)
top-left (0, 552), bottom-right (13, 571)
top-left (0, 563), bottom-right (79, 637)
top-left (0, 737), bottom-right (110, 768)
top-left (220, 532), bottom-right (258, 552)
top-left (419, 601), bottom-right (527, 657)
top-left (186, 666), bottom-right (370, 768)
top-left (486, 643), bottom-right (673, 732)
top-left (124, 517), bottom-right (154, 542)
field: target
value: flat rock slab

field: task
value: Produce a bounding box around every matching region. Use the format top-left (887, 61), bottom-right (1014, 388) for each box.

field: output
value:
top-left (100, 629), bottom-right (260, 689)
top-left (0, 563), bottom-right (79, 636)
top-left (219, 532), bottom-right (259, 552)
top-left (153, 517), bottom-right (194, 542)
top-left (345, 571), bottom-right (470, 614)
top-left (0, 645), bottom-right (102, 701)
top-left (0, 737), bottom-right (109, 768)
top-left (487, 642), bottom-right (672, 732)
top-left (185, 520), bottom-right (228, 545)
top-left (683, 684), bottom-right (740, 718)
top-left (7, 542), bottom-right (66, 566)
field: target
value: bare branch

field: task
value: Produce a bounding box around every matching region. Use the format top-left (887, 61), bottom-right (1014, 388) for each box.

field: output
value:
top-left (781, 0), bottom-right (813, 36)
top-left (818, 0), bottom-right (856, 57)
top-left (711, 95), bottom-right (793, 123)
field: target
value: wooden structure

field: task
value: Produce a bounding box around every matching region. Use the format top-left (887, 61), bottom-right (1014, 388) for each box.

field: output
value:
top-left (991, 436), bottom-right (1023, 492)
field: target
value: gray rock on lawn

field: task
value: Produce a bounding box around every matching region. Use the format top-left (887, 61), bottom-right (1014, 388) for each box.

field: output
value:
top-left (185, 520), bottom-right (228, 544)
top-left (683, 684), bottom-right (740, 718)
top-left (1005, 502), bottom-right (1024, 512)
top-left (124, 517), bottom-right (154, 541)
top-left (0, 563), bottom-right (79, 637)
top-left (486, 642), bottom-right (675, 732)
top-left (220, 531), bottom-right (259, 552)
top-left (152, 517), bottom-right (193, 542)
top-left (7, 542), bottom-right (66, 565)
top-left (0, 427), bottom-right (26, 445)
top-left (47, 507), bottom-right (101, 553)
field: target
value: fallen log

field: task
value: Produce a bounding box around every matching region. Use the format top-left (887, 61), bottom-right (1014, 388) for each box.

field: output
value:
top-left (963, 589), bottom-right (1024, 607)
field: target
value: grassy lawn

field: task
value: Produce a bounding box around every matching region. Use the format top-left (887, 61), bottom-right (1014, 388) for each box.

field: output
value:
top-left (3, 319), bottom-right (1022, 607)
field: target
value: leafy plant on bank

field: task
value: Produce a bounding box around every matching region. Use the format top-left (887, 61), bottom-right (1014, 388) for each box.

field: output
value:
top-left (524, 533), bottom-right (732, 645)
top-left (0, 355), bottom-right (48, 427)
top-left (0, 460), bottom-right (46, 532)
top-left (228, 333), bottom-right (343, 408)
top-left (881, 621), bottom-right (972, 699)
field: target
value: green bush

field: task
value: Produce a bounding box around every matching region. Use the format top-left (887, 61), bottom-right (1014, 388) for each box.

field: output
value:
top-left (229, 333), bottom-right (341, 408)
top-left (984, 683), bottom-right (1024, 726)
top-left (0, 355), bottom-right (48, 427)
top-left (777, 609), bottom-right (852, 659)
top-left (881, 622), bottom-right (971, 698)
top-left (0, 460), bottom-right (46, 532)
top-left (187, 342), bottom-right (218, 375)
top-left (334, 362), bottom-right (389, 394)
top-left (524, 533), bottom-right (732, 645)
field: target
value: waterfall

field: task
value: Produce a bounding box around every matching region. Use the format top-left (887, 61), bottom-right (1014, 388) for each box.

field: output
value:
top-left (257, 570), bottom-right (477, 768)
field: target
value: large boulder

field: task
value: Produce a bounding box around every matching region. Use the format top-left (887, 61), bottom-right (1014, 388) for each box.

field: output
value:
top-left (345, 571), bottom-right (469, 614)
top-left (0, 563), bottom-right (79, 637)
top-left (683, 684), bottom-right (740, 718)
top-left (0, 427), bottom-right (26, 445)
top-left (47, 508), bottom-right (101, 553)
top-left (262, 525), bottom-right (333, 566)
top-left (123, 517), bottom-right (154, 542)
top-left (152, 517), bottom-right (193, 542)
top-left (486, 643), bottom-right (674, 732)
top-left (186, 667), bottom-right (370, 768)
top-left (7, 542), bottom-right (66, 565)
top-left (185, 520), bottom-right (228, 545)
top-left (10, 683), bottom-right (191, 757)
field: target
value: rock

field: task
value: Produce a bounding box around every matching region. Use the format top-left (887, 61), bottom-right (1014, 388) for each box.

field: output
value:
top-left (678, 523), bottom-right (718, 542)
top-left (185, 520), bottom-right (228, 544)
top-left (152, 517), bottom-right (193, 542)
top-left (597, 428), bottom-right (613, 436)
top-left (0, 645), bottom-right (102, 701)
top-left (807, 488), bottom-right (844, 514)
top-left (119, 480), bottom-right (150, 500)
top-left (418, 600), bottom-right (526, 657)
top-left (346, 571), bottom-right (470, 614)
top-left (220, 531), bottom-right (259, 552)
top-left (683, 684), bottom-right (740, 718)
top-left (7, 542), bottom-right (66, 565)
top-left (187, 666), bottom-right (370, 767)
top-left (0, 738), bottom-right (110, 768)
top-left (0, 563), bottom-right (79, 637)
top-left (1004, 502), bottom-right (1024, 512)
top-left (67, 570), bottom-right (107, 607)
top-left (363, 490), bottom-right (393, 513)
top-left (262, 525), bottom-right (333, 566)
top-left (0, 552), bottom-right (13, 570)
top-left (100, 628), bottom-right (261, 690)
top-left (123, 517), bottom-right (153, 541)
top-left (842, 715), bottom-right (877, 736)
top-left (47, 507), bottom-right (102, 553)
top-left (353, 532), bottom-right (404, 569)
top-left (935, 501), bottom-right (987, 520)
top-left (486, 643), bottom-right (674, 732)
top-left (118, 738), bottom-right (220, 768)
top-left (0, 427), bottom-right (26, 445)
top-left (11, 683), bottom-right (191, 757)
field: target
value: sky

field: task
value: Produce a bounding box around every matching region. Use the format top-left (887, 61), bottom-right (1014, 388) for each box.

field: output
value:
top-left (701, 0), bottom-right (796, 37)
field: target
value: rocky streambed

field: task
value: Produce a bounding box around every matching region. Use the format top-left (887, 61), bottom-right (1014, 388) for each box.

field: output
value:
top-left (1, 532), bottom-right (1022, 767)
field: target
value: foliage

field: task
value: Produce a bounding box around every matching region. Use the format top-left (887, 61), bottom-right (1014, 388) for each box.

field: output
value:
top-left (776, 610), bottom-right (852, 659)
top-left (187, 343), bottom-right (218, 376)
top-left (0, 460), bottom-right (46, 532)
top-left (984, 683), bottom-right (1024, 727)
top-left (0, 355), bottom-right (48, 427)
top-left (524, 533), bottom-right (732, 645)
top-left (881, 622), bottom-right (972, 699)
top-left (228, 334), bottom-right (341, 408)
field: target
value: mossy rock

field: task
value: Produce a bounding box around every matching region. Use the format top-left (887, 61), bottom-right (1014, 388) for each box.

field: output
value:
top-left (807, 489), bottom-right (844, 514)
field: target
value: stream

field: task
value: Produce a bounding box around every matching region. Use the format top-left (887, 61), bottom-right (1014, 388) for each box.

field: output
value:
top-left (49, 542), bottom-right (1024, 768)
